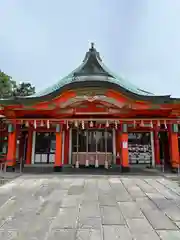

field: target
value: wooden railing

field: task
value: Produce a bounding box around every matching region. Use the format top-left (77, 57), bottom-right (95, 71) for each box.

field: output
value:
top-left (0, 154), bottom-right (23, 173)
top-left (0, 154), bottom-right (7, 172)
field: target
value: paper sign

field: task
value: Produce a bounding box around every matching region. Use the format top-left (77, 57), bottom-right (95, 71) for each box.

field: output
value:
top-left (123, 141), bottom-right (128, 149)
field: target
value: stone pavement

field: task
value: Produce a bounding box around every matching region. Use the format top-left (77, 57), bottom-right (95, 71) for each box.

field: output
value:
top-left (0, 175), bottom-right (180, 239)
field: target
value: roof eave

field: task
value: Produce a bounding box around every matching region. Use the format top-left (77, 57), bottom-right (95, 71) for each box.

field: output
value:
top-left (0, 80), bottom-right (175, 106)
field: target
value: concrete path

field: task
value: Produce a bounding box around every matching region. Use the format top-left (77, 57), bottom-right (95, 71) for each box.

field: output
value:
top-left (0, 175), bottom-right (180, 239)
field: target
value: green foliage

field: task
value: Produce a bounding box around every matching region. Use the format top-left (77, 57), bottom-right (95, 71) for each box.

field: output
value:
top-left (13, 82), bottom-right (35, 97)
top-left (0, 70), bottom-right (35, 98)
top-left (0, 71), bottom-right (13, 98)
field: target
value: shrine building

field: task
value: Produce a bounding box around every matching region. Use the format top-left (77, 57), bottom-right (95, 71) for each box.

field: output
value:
top-left (0, 43), bottom-right (180, 173)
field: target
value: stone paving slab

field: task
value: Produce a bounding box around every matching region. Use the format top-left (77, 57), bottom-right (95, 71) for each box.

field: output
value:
top-left (118, 202), bottom-right (144, 219)
top-left (103, 225), bottom-right (132, 240)
top-left (126, 218), bottom-right (155, 235)
top-left (157, 230), bottom-right (180, 239)
top-left (100, 206), bottom-right (125, 225)
top-left (51, 207), bottom-right (79, 229)
top-left (142, 208), bottom-right (178, 230)
top-left (76, 229), bottom-right (102, 240)
top-left (80, 202), bottom-right (100, 218)
top-left (47, 229), bottom-right (76, 240)
top-left (78, 217), bottom-right (102, 229)
top-left (99, 194), bottom-right (117, 206)
top-left (0, 174), bottom-right (180, 239)
top-left (135, 196), bottom-right (159, 211)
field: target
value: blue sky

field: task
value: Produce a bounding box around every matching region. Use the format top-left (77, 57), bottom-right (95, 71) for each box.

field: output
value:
top-left (0, 0), bottom-right (180, 96)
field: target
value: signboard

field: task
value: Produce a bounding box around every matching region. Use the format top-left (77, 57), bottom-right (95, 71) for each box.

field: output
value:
top-left (123, 141), bottom-right (128, 149)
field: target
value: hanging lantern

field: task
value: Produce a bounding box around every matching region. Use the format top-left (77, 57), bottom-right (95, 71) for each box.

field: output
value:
top-left (157, 120), bottom-right (160, 127)
top-left (34, 120), bottom-right (37, 129)
top-left (66, 121), bottom-right (69, 129)
top-left (115, 121), bottom-right (118, 129)
top-left (106, 120), bottom-right (109, 128)
top-left (140, 120), bottom-right (144, 127)
top-left (150, 120), bottom-right (153, 128)
top-left (95, 158), bottom-right (99, 168)
top-left (40, 120), bottom-right (44, 127)
top-left (75, 120), bottom-right (78, 128)
top-left (75, 160), bottom-right (79, 168)
top-left (25, 121), bottom-right (29, 127)
top-left (133, 120), bottom-right (136, 128)
top-left (47, 120), bottom-right (50, 129)
top-left (85, 159), bottom-right (89, 167)
top-left (90, 121), bottom-right (93, 128)
top-left (164, 120), bottom-right (167, 129)
top-left (104, 160), bottom-right (108, 169)
top-left (81, 120), bottom-right (85, 129)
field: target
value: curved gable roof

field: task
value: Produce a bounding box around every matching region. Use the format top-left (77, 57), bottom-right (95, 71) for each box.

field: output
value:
top-left (31, 43), bottom-right (155, 98)
top-left (0, 43), bottom-right (175, 105)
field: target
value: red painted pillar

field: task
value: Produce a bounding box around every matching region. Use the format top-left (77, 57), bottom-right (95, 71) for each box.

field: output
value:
top-left (154, 128), bottom-right (160, 165)
top-left (116, 130), bottom-right (121, 165)
top-left (169, 124), bottom-right (179, 171)
top-left (120, 124), bottom-right (129, 172)
top-left (26, 129), bottom-right (33, 164)
top-left (64, 129), bottom-right (69, 165)
top-left (6, 124), bottom-right (17, 167)
top-left (54, 124), bottom-right (62, 171)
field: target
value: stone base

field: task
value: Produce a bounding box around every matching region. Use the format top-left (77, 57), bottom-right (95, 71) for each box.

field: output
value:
top-left (121, 166), bottom-right (130, 173)
top-left (23, 164), bottom-right (54, 173)
top-left (6, 166), bottom-right (15, 172)
top-left (54, 166), bottom-right (62, 172)
top-left (171, 167), bottom-right (179, 174)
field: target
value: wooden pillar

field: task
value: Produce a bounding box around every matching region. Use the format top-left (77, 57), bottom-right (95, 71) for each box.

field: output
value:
top-left (169, 124), bottom-right (179, 171)
top-left (120, 124), bottom-right (129, 172)
top-left (64, 129), bottom-right (69, 165)
top-left (18, 134), bottom-right (24, 161)
top-left (26, 129), bottom-right (33, 164)
top-left (6, 124), bottom-right (17, 168)
top-left (154, 128), bottom-right (160, 165)
top-left (116, 130), bottom-right (121, 165)
top-left (54, 124), bottom-right (62, 171)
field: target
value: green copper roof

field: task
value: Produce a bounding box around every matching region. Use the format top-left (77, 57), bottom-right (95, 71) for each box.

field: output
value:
top-left (30, 43), bottom-right (155, 98)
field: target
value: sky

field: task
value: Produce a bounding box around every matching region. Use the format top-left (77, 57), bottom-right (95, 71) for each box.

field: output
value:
top-left (0, 0), bottom-right (180, 97)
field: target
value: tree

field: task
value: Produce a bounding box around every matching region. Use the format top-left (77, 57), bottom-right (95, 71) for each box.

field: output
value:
top-left (0, 70), bottom-right (35, 98)
top-left (13, 82), bottom-right (35, 97)
top-left (0, 70), bottom-right (14, 98)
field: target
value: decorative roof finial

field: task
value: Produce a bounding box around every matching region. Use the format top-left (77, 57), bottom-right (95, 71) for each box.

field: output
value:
top-left (91, 42), bottom-right (95, 49)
